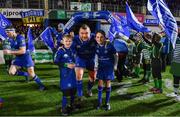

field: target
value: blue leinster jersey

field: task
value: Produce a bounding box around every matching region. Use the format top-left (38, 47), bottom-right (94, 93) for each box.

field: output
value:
top-left (11, 34), bottom-right (34, 67)
top-left (96, 41), bottom-right (116, 68)
top-left (72, 35), bottom-right (97, 59)
top-left (54, 47), bottom-right (76, 90)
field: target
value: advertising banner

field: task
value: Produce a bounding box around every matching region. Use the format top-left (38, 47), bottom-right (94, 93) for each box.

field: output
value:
top-left (21, 10), bottom-right (44, 24)
top-left (0, 8), bottom-right (44, 18)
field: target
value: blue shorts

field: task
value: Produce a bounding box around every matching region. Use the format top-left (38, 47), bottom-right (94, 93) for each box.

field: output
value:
top-left (75, 57), bottom-right (95, 71)
top-left (60, 68), bottom-right (77, 90)
top-left (12, 53), bottom-right (34, 68)
top-left (97, 66), bottom-right (114, 81)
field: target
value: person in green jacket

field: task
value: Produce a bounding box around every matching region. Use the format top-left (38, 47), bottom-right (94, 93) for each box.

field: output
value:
top-left (2, 38), bottom-right (14, 71)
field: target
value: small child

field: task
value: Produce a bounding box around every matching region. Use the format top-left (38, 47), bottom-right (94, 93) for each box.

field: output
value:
top-left (54, 34), bottom-right (76, 115)
top-left (150, 33), bottom-right (163, 93)
top-left (95, 30), bottom-right (118, 111)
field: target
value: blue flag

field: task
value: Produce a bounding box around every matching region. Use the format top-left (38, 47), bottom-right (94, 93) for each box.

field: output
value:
top-left (126, 2), bottom-right (150, 32)
top-left (40, 27), bottom-right (55, 52)
top-left (116, 14), bottom-right (130, 37)
top-left (27, 27), bottom-right (35, 52)
top-left (0, 13), bottom-right (12, 40)
top-left (147, 0), bottom-right (178, 48)
top-left (108, 16), bottom-right (129, 41)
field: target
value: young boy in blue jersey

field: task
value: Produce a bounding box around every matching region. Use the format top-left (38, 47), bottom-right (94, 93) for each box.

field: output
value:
top-left (72, 24), bottom-right (97, 104)
top-left (3, 26), bottom-right (45, 90)
top-left (95, 30), bottom-right (118, 111)
top-left (54, 34), bottom-right (76, 115)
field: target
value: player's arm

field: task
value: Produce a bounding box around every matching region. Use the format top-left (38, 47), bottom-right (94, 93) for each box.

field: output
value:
top-left (3, 46), bottom-right (26, 55)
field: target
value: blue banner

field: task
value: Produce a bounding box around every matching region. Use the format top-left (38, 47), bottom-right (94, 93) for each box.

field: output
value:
top-left (144, 19), bottom-right (159, 25)
top-left (126, 2), bottom-right (150, 32)
top-left (27, 27), bottom-right (35, 52)
top-left (115, 14), bottom-right (130, 37)
top-left (20, 10), bottom-right (44, 18)
top-left (40, 27), bottom-right (55, 52)
top-left (0, 13), bottom-right (12, 40)
top-left (147, 0), bottom-right (178, 48)
top-left (108, 17), bottom-right (128, 41)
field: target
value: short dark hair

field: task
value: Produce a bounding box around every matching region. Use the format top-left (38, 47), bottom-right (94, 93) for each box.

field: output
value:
top-left (95, 30), bottom-right (106, 38)
top-left (80, 24), bottom-right (90, 30)
top-left (153, 33), bottom-right (161, 42)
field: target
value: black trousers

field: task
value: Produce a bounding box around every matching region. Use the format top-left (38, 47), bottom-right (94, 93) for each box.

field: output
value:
top-left (115, 53), bottom-right (127, 82)
top-left (161, 53), bottom-right (167, 72)
top-left (152, 58), bottom-right (162, 79)
top-left (173, 75), bottom-right (180, 88)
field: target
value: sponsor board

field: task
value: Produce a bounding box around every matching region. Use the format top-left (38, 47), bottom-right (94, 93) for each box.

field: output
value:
top-left (0, 8), bottom-right (44, 18)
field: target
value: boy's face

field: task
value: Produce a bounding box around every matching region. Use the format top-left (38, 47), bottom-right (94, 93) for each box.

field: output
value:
top-left (62, 38), bottom-right (72, 48)
top-left (95, 32), bottom-right (105, 45)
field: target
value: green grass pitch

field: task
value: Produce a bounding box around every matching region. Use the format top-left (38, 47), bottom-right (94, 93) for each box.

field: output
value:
top-left (0, 63), bottom-right (180, 116)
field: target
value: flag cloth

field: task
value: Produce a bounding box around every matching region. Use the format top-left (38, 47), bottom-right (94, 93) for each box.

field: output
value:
top-left (147, 0), bottom-right (178, 48)
top-left (40, 27), bottom-right (55, 52)
top-left (126, 2), bottom-right (150, 32)
top-left (108, 16), bottom-right (129, 41)
top-left (27, 27), bottom-right (35, 52)
top-left (116, 14), bottom-right (130, 37)
top-left (0, 13), bottom-right (12, 40)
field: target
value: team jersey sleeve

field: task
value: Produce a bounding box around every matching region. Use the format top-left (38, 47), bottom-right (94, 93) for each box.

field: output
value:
top-left (54, 50), bottom-right (62, 65)
top-left (18, 36), bottom-right (26, 48)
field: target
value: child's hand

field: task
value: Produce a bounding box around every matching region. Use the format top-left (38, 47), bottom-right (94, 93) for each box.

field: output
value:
top-left (67, 63), bottom-right (75, 69)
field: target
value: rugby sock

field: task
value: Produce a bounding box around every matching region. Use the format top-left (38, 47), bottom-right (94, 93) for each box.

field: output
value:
top-left (134, 66), bottom-right (140, 77)
top-left (98, 86), bottom-right (103, 105)
top-left (70, 95), bottom-right (75, 105)
top-left (146, 71), bottom-right (151, 81)
top-left (77, 80), bottom-right (83, 97)
top-left (87, 80), bottom-right (94, 91)
top-left (154, 79), bottom-right (158, 88)
top-left (16, 71), bottom-right (29, 77)
top-left (158, 79), bottom-right (162, 89)
top-left (105, 87), bottom-right (111, 104)
top-left (33, 75), bottom-right (44, 88)
top-left (62, 96), bottom-right (67, 109)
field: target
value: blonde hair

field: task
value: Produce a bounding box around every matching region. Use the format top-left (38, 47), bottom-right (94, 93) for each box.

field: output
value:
top-left (62, 34), bottom-right (73, 40)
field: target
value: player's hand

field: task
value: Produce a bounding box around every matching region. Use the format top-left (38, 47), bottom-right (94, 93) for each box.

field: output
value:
top-left (67, 63), bottom-right (75, 69)
top-left (3, 49), bottom-right (11, 55)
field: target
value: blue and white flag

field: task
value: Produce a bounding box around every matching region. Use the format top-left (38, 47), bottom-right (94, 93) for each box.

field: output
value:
top-left (40, 27), bottom-right (55, 52)
top-left (27, 27), bottom-right (35, 52)
top-left (116, 14), bottom-right (130, 37)
top-left (108, 16), bottom-right (129, 41)
top-left (0, 13), bottom-right (12, 40)
top-left (126, 2), bottom-right (150, 32)
top-left (147, 0), bottom-right (178, 48)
